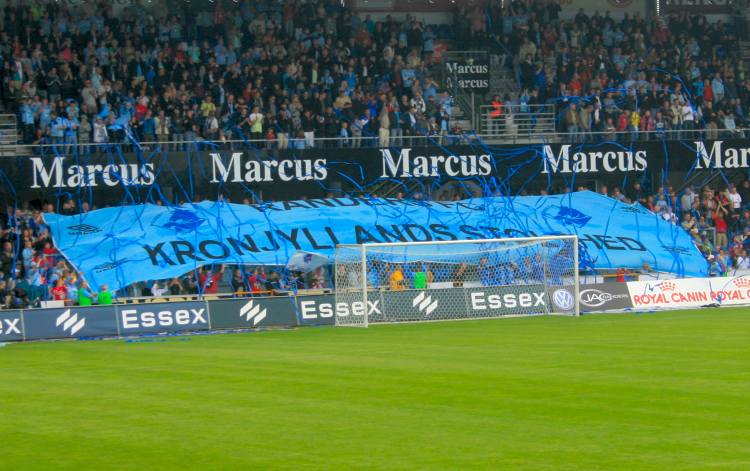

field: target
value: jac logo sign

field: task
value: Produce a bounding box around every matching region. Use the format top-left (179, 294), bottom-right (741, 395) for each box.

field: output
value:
top-left (298, 299), bottom-right (380, 319)
top-left (579, 289), bottom-right (629, 308)
top-left (120, 307), bottom-right (207, 330)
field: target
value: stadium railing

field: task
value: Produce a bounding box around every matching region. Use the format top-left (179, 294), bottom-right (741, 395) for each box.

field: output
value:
top-left (7, 127), bottom-right (750, 157)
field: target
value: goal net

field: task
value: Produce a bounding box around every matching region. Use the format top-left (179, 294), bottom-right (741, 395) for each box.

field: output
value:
top-left (334, 236), bottom-right (579, 327)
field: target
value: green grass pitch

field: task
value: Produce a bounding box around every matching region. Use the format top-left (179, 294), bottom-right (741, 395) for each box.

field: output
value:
top-left (1, 308), bottom-right (749, 470)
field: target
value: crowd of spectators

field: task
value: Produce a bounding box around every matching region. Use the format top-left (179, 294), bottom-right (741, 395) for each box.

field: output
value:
top-left (589, 180), bottom-right (750, 276)
top-left (0, 201), bottom-right (96, 309)
top-left (480, 1), bottom-right (750, 140)
top-left (1, 0), bottom-right (463, 150)
top-left (5, 0), bottom-right (750, 146)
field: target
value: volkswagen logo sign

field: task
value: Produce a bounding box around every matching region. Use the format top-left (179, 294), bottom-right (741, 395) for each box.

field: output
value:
top-left (552, 289), bottom-right (575, 311)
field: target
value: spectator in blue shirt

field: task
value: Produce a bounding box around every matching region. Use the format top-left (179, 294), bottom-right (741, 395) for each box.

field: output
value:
top-left (49, 114), bottom-right (66, 145)
top-left (20, 100), bottom-right (36, 143)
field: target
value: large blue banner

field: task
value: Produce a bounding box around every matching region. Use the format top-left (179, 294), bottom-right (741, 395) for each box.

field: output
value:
top-left (45, 191), bottom-right (707, 292)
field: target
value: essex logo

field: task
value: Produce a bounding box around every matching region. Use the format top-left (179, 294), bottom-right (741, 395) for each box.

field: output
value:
top-left (412, 292), bottom-right (438, 316)
top-left (56, 309), bottom-right (86, 335)
top-left (0, 317), bottom-right (22, 335)
top-left (239, 300), bottom-right (267, 326)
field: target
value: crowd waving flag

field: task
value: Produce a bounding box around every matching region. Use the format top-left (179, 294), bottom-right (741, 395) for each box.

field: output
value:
top-left (45, 191), bottom-right (707, 292)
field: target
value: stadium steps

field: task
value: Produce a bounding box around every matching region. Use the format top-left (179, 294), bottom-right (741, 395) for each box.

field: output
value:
top-left (489, 61), bottom-right (519, 99)
top-left (0, 114), bottom-right (19, 157)
top-left (676, 164), bottom-right (747, 197)
top-left (449, 106), bottom-right (474, 133)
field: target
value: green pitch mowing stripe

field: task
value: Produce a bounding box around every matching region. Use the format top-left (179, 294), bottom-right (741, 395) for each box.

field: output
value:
top-left (1, 309), bottom-right (749, 470)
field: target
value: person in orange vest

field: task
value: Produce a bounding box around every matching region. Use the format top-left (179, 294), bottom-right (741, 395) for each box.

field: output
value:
top-left (616, 267), bottom-right (627, 282)
top-left (489, 94), bottom-right (504, 134)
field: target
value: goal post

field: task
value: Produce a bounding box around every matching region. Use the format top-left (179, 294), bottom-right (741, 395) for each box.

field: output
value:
top-left (333, 236), bottom-right (580, 327)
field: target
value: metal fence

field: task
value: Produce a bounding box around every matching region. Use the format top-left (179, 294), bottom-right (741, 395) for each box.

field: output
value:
top-left (479, 104), bottom-right (556, 140)
top-left (1, 133), bottom-right (492, 157)
top-left (8, 127), bottom-right (750, 157)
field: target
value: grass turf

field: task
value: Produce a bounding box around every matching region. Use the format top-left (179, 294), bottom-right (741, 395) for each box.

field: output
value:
top-left (1, 308), bottom-right (749, 470)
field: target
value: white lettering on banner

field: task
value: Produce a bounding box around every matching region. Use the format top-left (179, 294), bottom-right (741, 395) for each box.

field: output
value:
top-left (693, 141), bottom-right (750, 170)
top-left (30, 157), bottom-right (155, 189)
top-left (299, 300), bottom-right (380, 319)
top-left (380, 148), bottom-right (492, 178)
top-left (457, 79), bottom-right (489, 89)
top-left (209, 153), bottom-right (328, 183)
top-left (470, 291), bottom-right (545, 310)
top-left (446, 62), bottom-right (490, 75)
top-left (121, 308), bottom-right (207, 329)
top-left (541, 145), bottom-right (648, 174)
top-left (627, 276), bottom-right (750, 309)
top-left (0, 318), bottom-right (21, 335)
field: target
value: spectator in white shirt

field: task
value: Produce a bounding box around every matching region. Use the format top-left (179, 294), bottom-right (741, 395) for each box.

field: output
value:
top-left (728, 186), bottom-right (742, 210)
top-left (681, 101), bottom-right (694, 137)
top-left (724, 112), bottom-right (740, 137)
top-left (151, 281), bottom-right (168, 297)
top-left (93, 118), bottom-right (108, 144)
top-left (736, 250), bottom-right (750, 270)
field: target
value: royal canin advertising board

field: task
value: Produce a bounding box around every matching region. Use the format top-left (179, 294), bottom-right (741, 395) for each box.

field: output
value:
top-left (627, 276), bottom-right (750, 309)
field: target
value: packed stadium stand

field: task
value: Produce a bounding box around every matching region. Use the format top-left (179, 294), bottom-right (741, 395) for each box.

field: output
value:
top-left (1, 0), bottom-right (750, 308)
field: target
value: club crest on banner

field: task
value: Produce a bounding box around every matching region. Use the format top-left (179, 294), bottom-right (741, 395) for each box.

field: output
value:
top-left (159, 208), bottom-right (206, 233)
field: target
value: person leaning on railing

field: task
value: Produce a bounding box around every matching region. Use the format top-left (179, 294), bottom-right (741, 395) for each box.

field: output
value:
top-left (77, 281), bottom-right (96, 307)
top-left (489, 95), bottom-right (504, 135)
top-left (97, 285), bottom-right (113, 305)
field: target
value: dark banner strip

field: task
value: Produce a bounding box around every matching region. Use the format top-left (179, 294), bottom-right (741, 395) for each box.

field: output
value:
top-left (207, 297), bottom-right (298, 330)
top-left (4, 139), bottom-right (746, 205)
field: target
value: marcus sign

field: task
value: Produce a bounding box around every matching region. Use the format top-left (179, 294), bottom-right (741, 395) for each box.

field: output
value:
top-left (380, 148), bottom-right (492, 178)
top-left (209, 152), bottom-right (328, 183)
top-left (30, 157), bottom-right (155, 189)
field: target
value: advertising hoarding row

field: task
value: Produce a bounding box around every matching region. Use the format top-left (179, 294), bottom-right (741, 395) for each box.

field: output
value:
top-left (1, 285), bottom-right (560, 342)
top-left (1, 277), bottom-right (746, 342)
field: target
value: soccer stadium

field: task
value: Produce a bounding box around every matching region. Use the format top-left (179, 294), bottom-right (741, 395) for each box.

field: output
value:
top-left (1, 0), bottom-right (750, 468)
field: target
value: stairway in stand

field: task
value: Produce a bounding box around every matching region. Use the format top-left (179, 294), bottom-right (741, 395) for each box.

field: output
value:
top-left (0, 114), bottom-right (21, 157)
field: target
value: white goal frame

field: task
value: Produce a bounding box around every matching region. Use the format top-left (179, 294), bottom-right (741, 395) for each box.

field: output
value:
top-left (334, 235), bottom-right (580, 327)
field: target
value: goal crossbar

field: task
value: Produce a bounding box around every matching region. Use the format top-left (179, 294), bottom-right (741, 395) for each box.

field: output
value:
top-left (334, 236), bottom-right (580, 327)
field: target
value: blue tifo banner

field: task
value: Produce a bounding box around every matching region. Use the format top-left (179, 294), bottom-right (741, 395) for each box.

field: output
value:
top-left (45, 191), bottom-right (707, 292)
